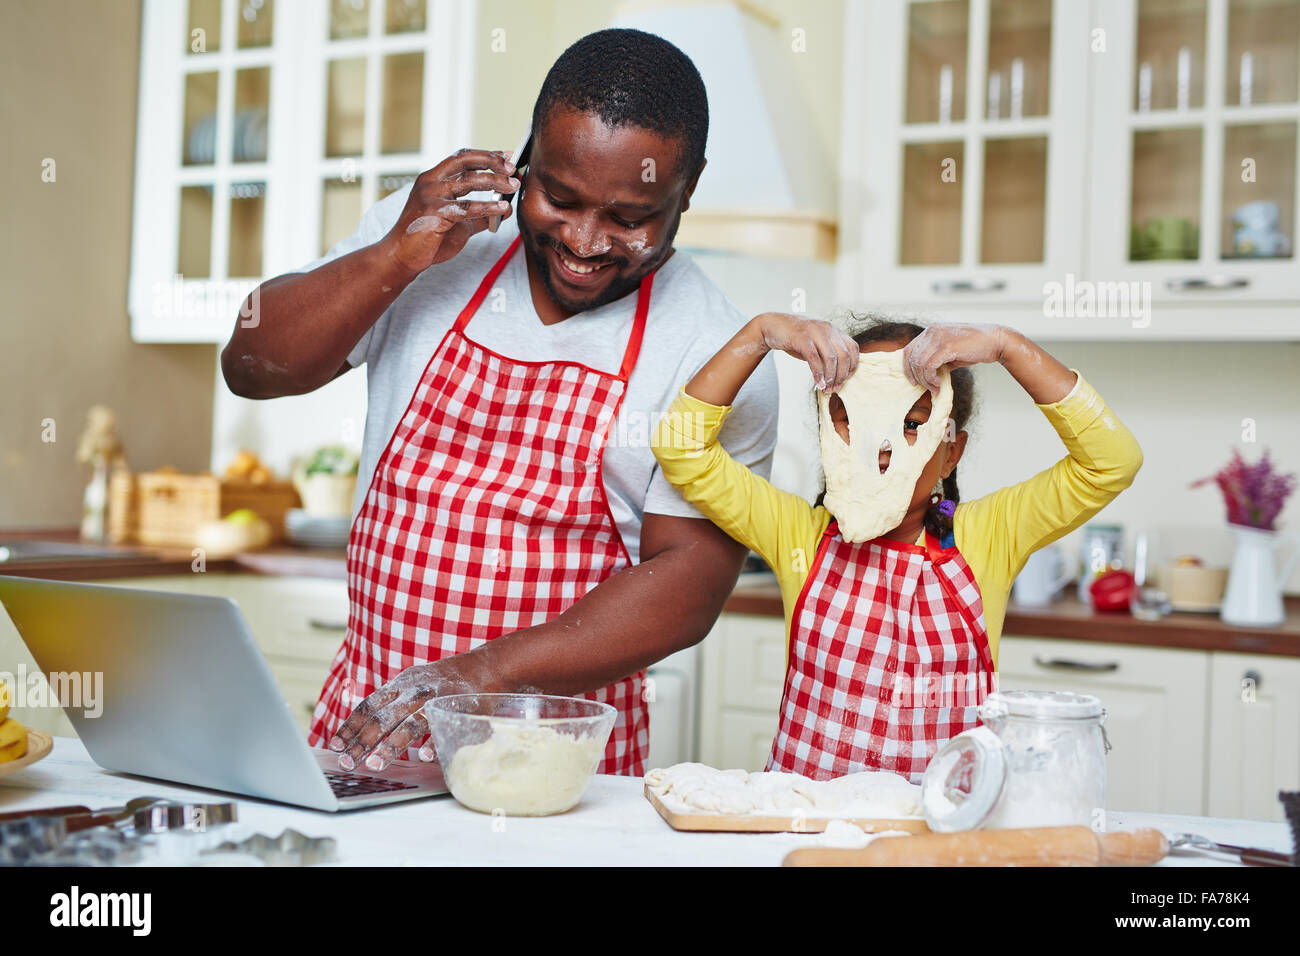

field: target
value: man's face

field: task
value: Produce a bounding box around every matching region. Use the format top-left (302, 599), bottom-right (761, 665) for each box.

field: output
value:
top-left (516, 107), bottom-right (699, 313)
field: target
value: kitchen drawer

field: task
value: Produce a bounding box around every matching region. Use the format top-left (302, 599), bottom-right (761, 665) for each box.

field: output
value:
top-left (1206, 653), bottom-right (1300, 823)
top-left (719, 614), bottom-right (788, 711)
top-left (998, 635), bottom-right (1209, 815)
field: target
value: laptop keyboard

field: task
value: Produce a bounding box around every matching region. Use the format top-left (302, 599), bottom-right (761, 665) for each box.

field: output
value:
top-left (325, 770), bottom-right (419, 797)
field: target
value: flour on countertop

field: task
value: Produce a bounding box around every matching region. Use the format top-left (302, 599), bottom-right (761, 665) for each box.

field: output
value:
top-left (817, 819), bottom-right (913, 848)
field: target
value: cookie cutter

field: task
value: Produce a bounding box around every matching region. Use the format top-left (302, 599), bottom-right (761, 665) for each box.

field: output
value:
top-left (0, 817), bottom-right (144, 866)
top-left (203, 828), bottom-right (337, 866)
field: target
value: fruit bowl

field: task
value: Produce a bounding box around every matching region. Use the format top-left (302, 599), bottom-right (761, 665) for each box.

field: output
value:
top-left (0, 730), bottom-right (54, 778)
top-left (423, 694), bottom-right (615, 816)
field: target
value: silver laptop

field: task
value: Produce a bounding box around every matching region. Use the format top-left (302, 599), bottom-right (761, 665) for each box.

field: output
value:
top-left (0, 575), bottom-right (447, 811)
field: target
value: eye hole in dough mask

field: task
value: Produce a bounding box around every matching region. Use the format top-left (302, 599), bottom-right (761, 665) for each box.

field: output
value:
top-left (818, 349), bottom-right (953, 543)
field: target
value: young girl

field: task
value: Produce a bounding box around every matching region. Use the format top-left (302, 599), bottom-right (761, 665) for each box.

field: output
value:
top-left (652, 315), bottom-right (1143, 782)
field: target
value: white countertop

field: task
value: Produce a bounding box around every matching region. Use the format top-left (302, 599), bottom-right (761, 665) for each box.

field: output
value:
top-left (1, 738), bottom-right (1291, 866)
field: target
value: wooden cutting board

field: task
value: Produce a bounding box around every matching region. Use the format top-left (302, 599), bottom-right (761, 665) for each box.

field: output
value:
top-left (644, 783), bottom-right (930, 834)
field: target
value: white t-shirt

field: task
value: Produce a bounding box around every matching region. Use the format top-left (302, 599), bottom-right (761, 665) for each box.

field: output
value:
top-left (296, 185), bottom-right (778, 564)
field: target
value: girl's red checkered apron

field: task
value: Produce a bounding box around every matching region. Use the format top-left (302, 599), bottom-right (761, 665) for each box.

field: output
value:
top-left (308, 236), bottom-right (654, 775)
top-left (768, 522), bottom-right (996, 783)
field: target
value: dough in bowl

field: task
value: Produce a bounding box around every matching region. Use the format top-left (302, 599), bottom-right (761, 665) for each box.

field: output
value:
top-left (445, 722), bottom-right (605, 816)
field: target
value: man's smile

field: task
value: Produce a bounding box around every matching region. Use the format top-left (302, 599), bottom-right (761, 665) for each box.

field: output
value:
top-left (545, 241), bottom-right (619, 289)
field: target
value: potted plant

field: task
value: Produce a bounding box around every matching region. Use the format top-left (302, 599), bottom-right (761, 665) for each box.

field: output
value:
top-left (1191, 450), bottom-right (1297, 627)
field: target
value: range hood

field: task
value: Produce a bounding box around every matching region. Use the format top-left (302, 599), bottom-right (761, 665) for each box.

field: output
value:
top-left (610, 0), bottom-right (838, 260)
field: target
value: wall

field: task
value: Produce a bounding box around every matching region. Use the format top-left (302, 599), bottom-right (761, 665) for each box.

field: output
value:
top-left (0, 0), bottom-right (216, 528)
top-left (471, 0), bottom-right (844, 201)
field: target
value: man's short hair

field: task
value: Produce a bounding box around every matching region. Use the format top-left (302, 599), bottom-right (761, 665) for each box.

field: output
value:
top-left (532, 28), bottom-right (708, 181)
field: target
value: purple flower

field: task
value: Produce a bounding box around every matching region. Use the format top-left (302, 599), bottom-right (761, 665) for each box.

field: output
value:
top-left (1191, 449), bottom-right (1297, 531)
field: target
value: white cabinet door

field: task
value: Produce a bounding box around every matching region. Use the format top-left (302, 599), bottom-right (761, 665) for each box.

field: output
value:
top-left (1089, 0), bottom-right (1300, 316)
top-left (718, 711), bottom-right (782, 772)
top-left (997, 635), bottom-right (1210, 815)
top-left (131, 0), bottom-right (478, 342)
top-left (698, 613), bottom-right (786, 771)
top-left (845, 0), bottom-right (1091, 306)
top-left (1206, 652), bottom-right (1300, 822)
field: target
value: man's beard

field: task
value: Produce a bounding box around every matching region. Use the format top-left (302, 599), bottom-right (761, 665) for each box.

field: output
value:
top-left (518, 203), bottom-right (681, 314)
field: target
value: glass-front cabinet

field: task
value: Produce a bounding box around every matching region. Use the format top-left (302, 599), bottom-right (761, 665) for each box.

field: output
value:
top-left (130, 0), bottom-right (475, 342)
top-left (1092, 0), bottom-right (1300, 304)
top-left (846, 0), bottom-right (1091, 305)
top-left (843, 0), bottom-right (1300, 337)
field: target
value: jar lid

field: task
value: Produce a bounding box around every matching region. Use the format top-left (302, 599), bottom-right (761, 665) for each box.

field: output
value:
top-left (920, 726), bottom-right (1007, 832)
top-left (980, 690), bottom-right (1103, 720)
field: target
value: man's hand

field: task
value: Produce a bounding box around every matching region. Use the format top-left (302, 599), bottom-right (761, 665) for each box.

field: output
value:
top-left (328, 658), bottom-right (480, 771)
top-left (382, 149), bottom-right (520, 277)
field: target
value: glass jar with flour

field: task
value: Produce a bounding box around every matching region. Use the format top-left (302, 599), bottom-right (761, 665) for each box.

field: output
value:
top-left (919, 690), bottom-right (1109, 832)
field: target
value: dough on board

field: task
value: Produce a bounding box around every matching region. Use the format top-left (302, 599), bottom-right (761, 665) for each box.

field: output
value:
top-left (645, 762), bottom-right (923, 819)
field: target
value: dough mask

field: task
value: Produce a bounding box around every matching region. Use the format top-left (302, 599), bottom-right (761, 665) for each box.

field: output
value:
top-left (818, 350), bottom-right (953, 543)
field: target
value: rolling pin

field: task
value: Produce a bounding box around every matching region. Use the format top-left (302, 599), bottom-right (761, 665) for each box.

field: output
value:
top-left (783, 826), bottom-right (1168, 867)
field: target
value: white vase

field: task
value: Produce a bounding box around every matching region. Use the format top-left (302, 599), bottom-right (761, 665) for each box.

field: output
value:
top-left (1220, 524), bottom-right (1300, 627)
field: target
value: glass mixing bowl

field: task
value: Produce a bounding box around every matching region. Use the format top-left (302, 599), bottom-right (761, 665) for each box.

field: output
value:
top-left (423, 694), bottom-right (615, 816)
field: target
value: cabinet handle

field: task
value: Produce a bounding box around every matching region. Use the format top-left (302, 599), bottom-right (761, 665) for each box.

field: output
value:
top-left (308, 618), bottom-right (347, 632)
top-left (1165, 276), bottom-right (1249, 292)
top-left (1032, 655), bottom-right (1119, 672)
top-left (1242, 669), bottom-right (1262, 691)
top-left (930, 278), bottom-right (1006, 294)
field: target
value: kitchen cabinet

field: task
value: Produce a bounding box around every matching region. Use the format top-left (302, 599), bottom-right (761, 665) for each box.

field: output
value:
top-left (995, 635), bottom-right (1210, 816)
top-left (840, 0), bottom-right (1300, 339)
top-left (846, 0), bottom-right (1091, 305)
top-left (129, 0), bottom-right (476, 342)
top-left (1206, 651), bottom-right (1300, 822)
top-left (697, 613), bottom-right (786, 770)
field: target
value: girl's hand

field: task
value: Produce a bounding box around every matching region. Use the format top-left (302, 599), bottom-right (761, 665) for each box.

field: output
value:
top-left (754, 312), bottom-right (859, 392)
top-left (901, 323), bottom-right (1010, 394)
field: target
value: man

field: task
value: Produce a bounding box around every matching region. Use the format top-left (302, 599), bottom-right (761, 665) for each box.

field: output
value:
top-left (222, 29), bottom-right (777, 777)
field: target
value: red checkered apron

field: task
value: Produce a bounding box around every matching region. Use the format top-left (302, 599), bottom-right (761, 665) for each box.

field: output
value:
top-left (307, 236), bottom-right (653, 775)
top-left (768, 521), bottom-right (996, 783)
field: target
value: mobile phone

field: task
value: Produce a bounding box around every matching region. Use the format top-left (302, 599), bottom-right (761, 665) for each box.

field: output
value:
top-left (488, 122), bottom-right (532, 233)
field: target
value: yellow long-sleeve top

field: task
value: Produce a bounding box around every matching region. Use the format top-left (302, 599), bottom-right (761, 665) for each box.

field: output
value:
top-left (652, 370), bottom-right (1143, 667)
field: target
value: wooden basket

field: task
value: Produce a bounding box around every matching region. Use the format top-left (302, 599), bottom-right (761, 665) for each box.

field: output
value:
top-left (112, 470), bottom-right (300, 547)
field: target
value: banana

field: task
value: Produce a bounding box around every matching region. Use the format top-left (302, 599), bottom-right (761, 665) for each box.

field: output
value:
top-left (0, 718), bottom-right (27, 763)
top-left (0, 679), bottom-right (11, 723)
